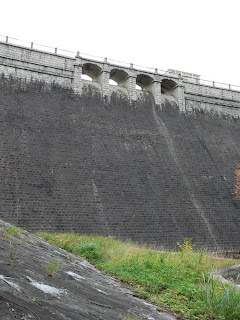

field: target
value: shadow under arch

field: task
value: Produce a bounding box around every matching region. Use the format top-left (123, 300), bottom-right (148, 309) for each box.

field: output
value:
top-left (110, 69), bottom-right (129, 86)
top-left (82, 63), bottom-right (102, 81)
top-left (136, 74), bottom-right (154, 91)
top-left (161, 79), bottom-right (178, 100)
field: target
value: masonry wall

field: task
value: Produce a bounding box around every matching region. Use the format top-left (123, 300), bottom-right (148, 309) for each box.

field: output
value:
top-left (2, 41), bottom-right (240, 117)
top-left (0, 77), bottom-right (240, 250)
top-left (184, 82), bottom-right (240, 117)
top-left (0, 42), bottom-right (74, 87)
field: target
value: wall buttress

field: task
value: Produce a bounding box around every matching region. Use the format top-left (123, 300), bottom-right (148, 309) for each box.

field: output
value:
top-left (73, 55), bottom-right (82, 95)
top-left (178, 79), bottom-right (185, 112)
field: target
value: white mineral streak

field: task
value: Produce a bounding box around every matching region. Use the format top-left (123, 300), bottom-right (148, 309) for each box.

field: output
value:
top-left (27, 277), bottom-right (66, 296)
top-left (0, 275), bottom-right (21, 291)
top-left (66, 271), bottom-right (85, 280)
top-left (96, 288), bottom-right (108, 295)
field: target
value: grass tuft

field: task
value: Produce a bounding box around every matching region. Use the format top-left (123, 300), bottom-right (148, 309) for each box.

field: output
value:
top-left (1, 225), bottom-right (23, 239)
top-left (45, 256), bottom-right (61, 276)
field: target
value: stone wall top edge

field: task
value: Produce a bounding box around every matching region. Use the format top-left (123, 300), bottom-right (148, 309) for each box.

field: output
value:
top-left (2, 41), bottom-right (239, 94)
top-left (184, 80), bottom-right (240, 93)
top-left (0, 41), bottom-right (75, 61)
top-left (0, 42), bottom-right (181, 83)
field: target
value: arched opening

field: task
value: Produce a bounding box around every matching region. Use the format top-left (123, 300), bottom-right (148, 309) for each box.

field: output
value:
top-left (109, 79), bottom-right (118, 86)
top-left (136, 84), bottom-right (142, 91)
top-left (136, 74), bottom-right (154, 90)
top-left (82, 63), bottom-right (102, 81)
top-left (161, 79), bottom-right (178, 99)
top-left (110, 69), bottom-right (129, 86)
top-left (161, 79), bottom-right (178, 94)
top-left (81, 74), bottom-right (92, 81)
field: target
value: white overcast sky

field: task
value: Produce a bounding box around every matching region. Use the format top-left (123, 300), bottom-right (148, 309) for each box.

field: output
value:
top-left (1, 0), bottom-right (240, 85)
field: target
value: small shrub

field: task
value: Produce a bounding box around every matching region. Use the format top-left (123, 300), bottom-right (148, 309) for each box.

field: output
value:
top-left (73, 242), bottom-right (103, 263)
top-left (45, 257), bottom-right (61, 276)
top-left (177, 238), bottom-right (194, 252)
top-left (133, 288), bottom-right (149, 300)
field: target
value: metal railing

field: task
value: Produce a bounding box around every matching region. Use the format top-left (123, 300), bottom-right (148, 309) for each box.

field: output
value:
top-left (1, 34), bottom-right (240, 91)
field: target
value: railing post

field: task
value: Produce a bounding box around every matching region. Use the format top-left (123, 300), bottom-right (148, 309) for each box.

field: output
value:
top-left (31, 42), bottom-right (33, 49)
top-left (6, 36), bottom-right (8, 43)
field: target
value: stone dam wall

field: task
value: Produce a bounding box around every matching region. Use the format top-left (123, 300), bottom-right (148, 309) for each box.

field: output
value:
top-left (1, 41), bottom-right (240, 250)
top-left (0, 77), bottom-right (240, 250)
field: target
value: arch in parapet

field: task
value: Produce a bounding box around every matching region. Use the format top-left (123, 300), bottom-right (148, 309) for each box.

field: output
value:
top-left (110, 69), bottom-right (129, 85)
top-left (82, 63), bottom-right (102, 81)
top-left (161, 78), bottom-right (178, 99)
top-left (136, 74), bottom-right (154, 90)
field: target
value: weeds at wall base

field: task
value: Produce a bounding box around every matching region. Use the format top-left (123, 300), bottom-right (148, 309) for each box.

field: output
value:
top-left (1, 225), bottom-right (23, 239)
top-left (37, 233), bottom-right (240, 320)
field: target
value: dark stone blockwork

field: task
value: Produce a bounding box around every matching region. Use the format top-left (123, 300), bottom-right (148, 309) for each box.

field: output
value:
top-left (0, 77), bottom-right (240, 250)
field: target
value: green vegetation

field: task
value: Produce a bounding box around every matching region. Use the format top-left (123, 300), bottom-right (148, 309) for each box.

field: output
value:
top-left (1, 225), bottom-right (23, 239)
top-left (37, 233), bottom-right (240, 320)
top-left (203, 273), bottom-right (240, 319)
top-left (45, 256), bottom-right (61, 276)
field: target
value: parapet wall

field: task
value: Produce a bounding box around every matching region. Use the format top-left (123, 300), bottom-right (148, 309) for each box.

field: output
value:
top-left (1, 40), bottom-right (240, 116)
top-left (185, 82), bottom-right (240, 118)
top-left (0, 41), bottom-right (74, 87)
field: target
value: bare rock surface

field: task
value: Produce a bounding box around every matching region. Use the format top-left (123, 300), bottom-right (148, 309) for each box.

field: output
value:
top-left (0, 220), bottom-right (176, 320)
top-left (211, 264), bottom-right (240, 290)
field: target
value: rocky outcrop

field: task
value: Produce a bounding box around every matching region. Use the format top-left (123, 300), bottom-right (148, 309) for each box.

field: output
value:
top-left (0, 220), bottom-right (176, 320)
